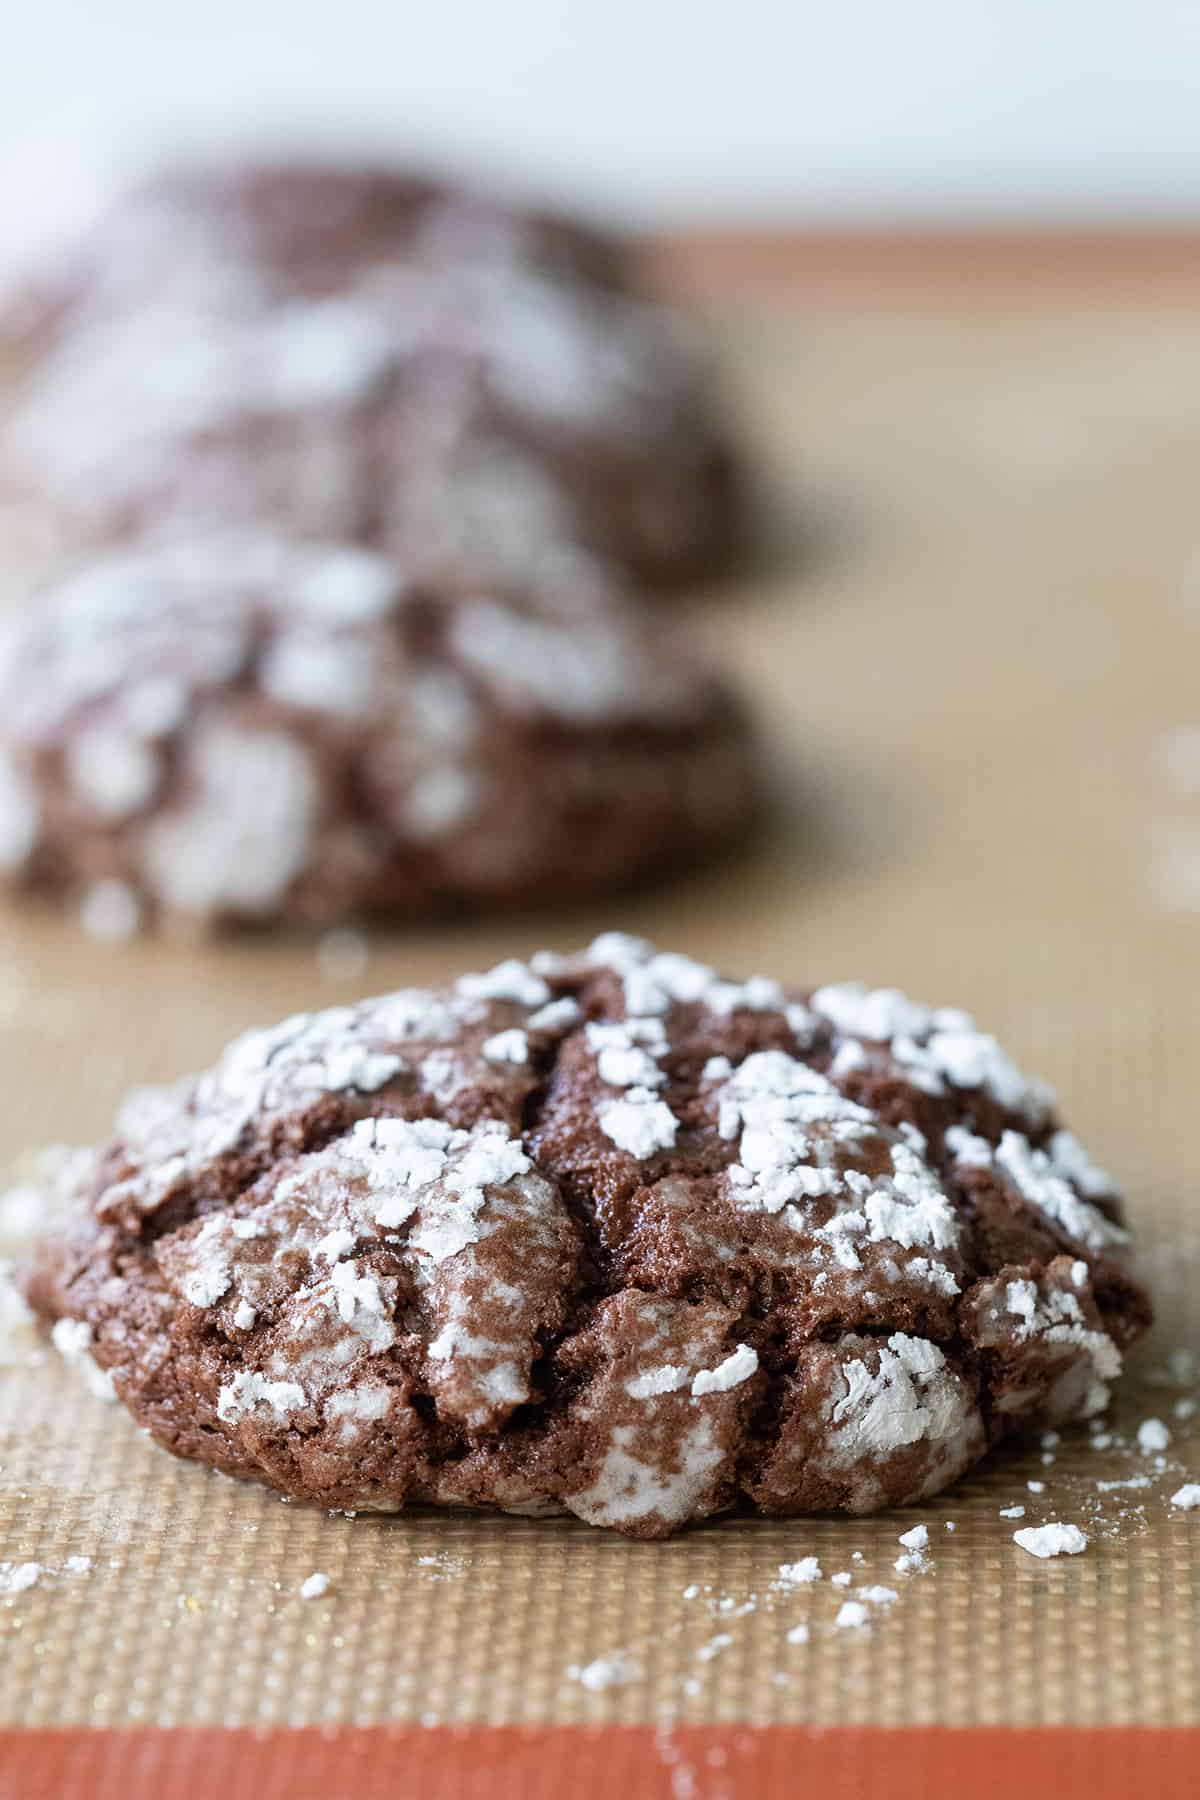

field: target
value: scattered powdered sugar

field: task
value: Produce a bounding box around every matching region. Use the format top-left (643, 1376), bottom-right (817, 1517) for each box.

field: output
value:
top-left (1014, 1523), bottom-right (1089, 1559)
top-left (406, 1551), bottom-right (468, 1587)
top-left (775, 1558), bottom-right (822, 1587)
top-left (0, 1562), bottom-right (44, 1595)
top-left (894, 1551), bottom-right (929, 1576)
top-left (1137, 1418), bottom-right (1171, 1455)
top-left (1170, 1484), bottom-right (1200, 1510)
top-left (317, 928), bottom-right (370, 982)
top-left (569, 1651), bottom-right (641, 1691)
top-left (834, 1601), bottom-right (870, 1630)
top-left (299, 1572), bottom-right (331, 1599)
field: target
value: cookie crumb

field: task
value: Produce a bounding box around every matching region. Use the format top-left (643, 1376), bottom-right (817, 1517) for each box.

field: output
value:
top-left (1013, 1523), bottom-right (1088, 1560)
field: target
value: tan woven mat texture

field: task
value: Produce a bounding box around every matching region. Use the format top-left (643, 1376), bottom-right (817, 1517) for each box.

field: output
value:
top-left (1, 291), bottom-right (1199, 1729)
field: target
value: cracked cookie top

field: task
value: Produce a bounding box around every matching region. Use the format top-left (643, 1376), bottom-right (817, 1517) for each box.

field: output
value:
top-left (18, 936), bottom-right (1151, 1535)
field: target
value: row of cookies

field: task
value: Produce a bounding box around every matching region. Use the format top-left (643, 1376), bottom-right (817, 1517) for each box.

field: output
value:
top-left (0, 161), bottom-right (755, 933)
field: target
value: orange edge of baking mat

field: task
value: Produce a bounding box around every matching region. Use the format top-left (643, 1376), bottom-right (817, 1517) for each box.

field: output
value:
top-left (2, 1726), bottom-right (1199, 1800)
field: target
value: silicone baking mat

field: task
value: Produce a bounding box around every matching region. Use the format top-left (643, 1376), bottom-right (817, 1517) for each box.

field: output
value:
top-left (2, 240), bottom-right (1199, 1794)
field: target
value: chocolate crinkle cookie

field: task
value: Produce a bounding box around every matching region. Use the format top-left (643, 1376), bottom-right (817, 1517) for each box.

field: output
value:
top-left (0, 539), bottom-right (754, 932)
top-left (18, 937), bottom-right (1151, 1536)
top-left (0, 161), bottom-right (741, 588)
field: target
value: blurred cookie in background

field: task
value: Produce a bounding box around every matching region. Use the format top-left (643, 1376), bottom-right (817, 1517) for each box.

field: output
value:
top-left (0, 159), bottom-right (745, 588)
top-left (0, 293), bottom-right (738, 593)
top-left (0, 160), bottom-right (636, 352)
top-left (0, 534), bottom-right (757, 934)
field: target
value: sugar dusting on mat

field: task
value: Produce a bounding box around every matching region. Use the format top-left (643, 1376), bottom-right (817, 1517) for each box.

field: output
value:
top-left (568, 1651), bottom-right (641, 1691)
top-left (560, 1342), bottom-right (1200, 1703)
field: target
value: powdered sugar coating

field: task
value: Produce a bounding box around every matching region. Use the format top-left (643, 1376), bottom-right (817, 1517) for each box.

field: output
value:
top-left (19, 937), bottom-right (1150, 1536)
top-left (811, 983), bottom-right (1055, 1124)
top-left (0, 537), bottom-right (754, 930)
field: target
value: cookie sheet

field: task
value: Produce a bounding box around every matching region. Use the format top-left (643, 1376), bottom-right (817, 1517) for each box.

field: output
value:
top-left (1, 276), bottom-right (1199, 1735)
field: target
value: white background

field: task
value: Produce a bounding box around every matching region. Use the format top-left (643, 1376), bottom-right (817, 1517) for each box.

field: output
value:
top-left (3, 0), bottom-right (1200, 225)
